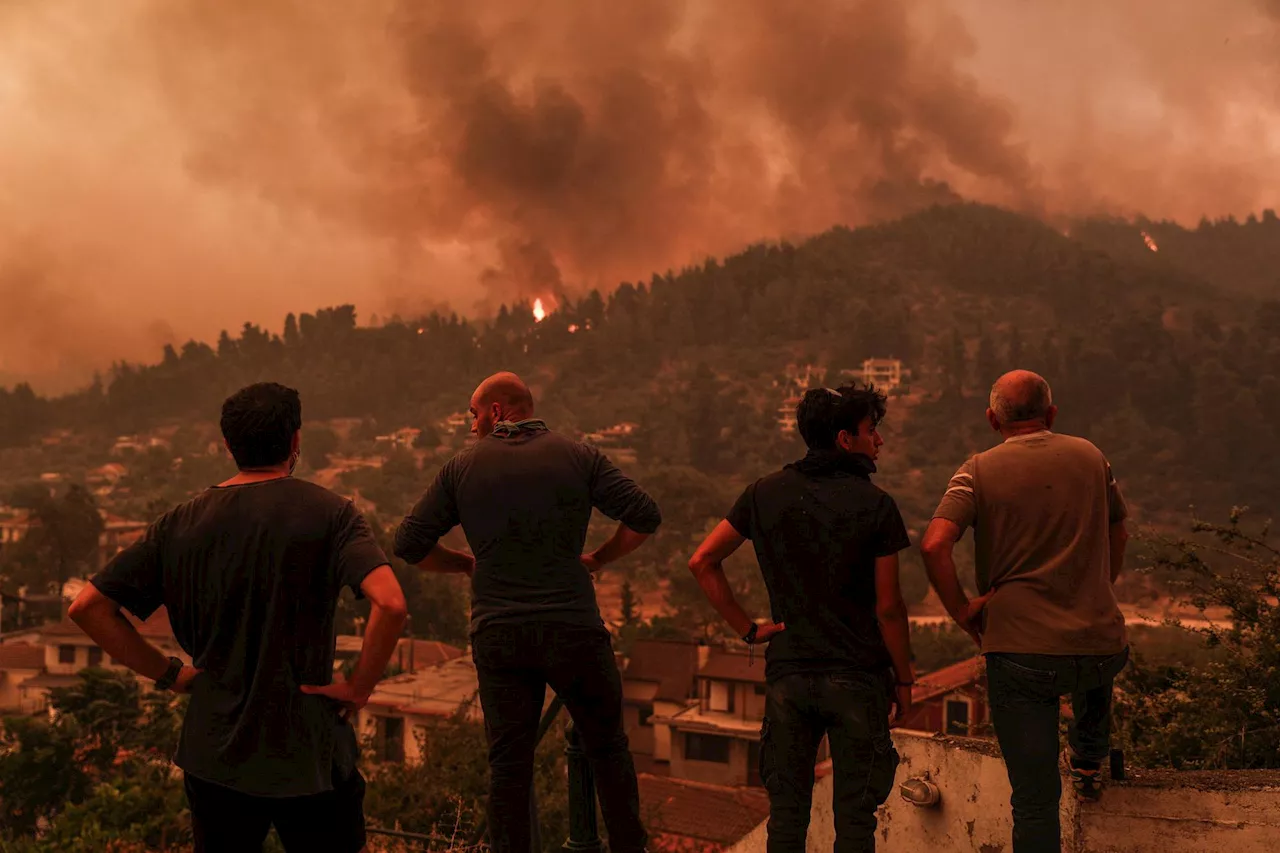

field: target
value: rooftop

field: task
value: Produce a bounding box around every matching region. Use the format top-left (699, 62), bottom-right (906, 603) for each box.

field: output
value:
top-left (638, 773), bottom-right (770, 847)
top-left (624, 639), bottom-right (700, 703)
top-left (913, 655), bottom-right (984, 704)
top-left (698, 647), bottom-right (765, 685)
top-left (364, 656), bottom-right (555, 722)
top-left (0, 642), bottom-right (45, 669)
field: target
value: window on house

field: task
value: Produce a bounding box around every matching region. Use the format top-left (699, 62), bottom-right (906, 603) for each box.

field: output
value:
top-left (380, 717), bottom-right (405, 763)
top-left (638, 703), bottom-right (654, 727)
top-left (708, 681), bottom-right (735, 713)
top-left (58, 645), bottom-right (76, 665)
top-left (945, 699), bottom-right (970, 736)
top-left (686, 733), bottom-right (731, 764)
top-left (86, 647), bottom-right (103, 667)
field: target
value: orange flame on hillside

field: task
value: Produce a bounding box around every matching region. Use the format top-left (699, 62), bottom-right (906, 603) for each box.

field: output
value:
top-left (532, 298), bottom-right (547, 322)
top-left (1141, 231), bottom-right (1159, 252)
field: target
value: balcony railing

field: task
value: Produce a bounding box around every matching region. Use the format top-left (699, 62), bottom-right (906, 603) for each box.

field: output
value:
top-left (368, 693), bottom-right (602, 852)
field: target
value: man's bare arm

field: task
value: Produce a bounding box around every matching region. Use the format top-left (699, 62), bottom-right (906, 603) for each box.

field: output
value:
top-left (921, 518), bottom-right (984, 645)
top-left (416, 544), bottom-right (475, 575)
top-left (303, 564), bottom-right (407, 714)
top-left (1109, 520), bottom-right (1128, 583)
top-left (874, 553), bottom-right (914, 685)
top-left (688, 521), bottom-right (783, 641)
top-left (583, 523), bottom-right (650, 572)
top-left (68, 585), bottom-right (196, 689)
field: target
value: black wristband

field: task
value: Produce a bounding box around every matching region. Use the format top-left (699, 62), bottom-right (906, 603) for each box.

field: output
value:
top-left (742, 623), bottom-right (759, 644)
top-left (155, 656), bottom-right (184, 691)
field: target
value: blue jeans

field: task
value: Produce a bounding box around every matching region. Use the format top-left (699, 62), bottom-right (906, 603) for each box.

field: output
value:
top-left (985, 647), bottom-right (1130, 853)
top-left (759, 671), bottom-right (899, 853)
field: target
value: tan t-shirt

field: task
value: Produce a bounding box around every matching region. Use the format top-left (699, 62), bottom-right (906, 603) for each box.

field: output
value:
top-left (933, 430), bottom-right (1128, 655)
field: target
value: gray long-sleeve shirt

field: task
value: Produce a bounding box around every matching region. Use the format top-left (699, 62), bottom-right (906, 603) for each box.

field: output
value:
top-left (394, 427), bottom-right (661, 635)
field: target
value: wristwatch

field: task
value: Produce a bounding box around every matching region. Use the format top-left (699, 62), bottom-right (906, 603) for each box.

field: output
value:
top-left (155, 656), bottom-right (184, 691)
top-left (742, 624), bottom-right (759, 645)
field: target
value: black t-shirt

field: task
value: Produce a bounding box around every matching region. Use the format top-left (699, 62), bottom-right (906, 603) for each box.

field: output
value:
top-left (91, 477), bottom-right (388, 797)
top-left (395, 426), bottom-right (662, 635)
top-left (726, 450), bottom-right (911, 683)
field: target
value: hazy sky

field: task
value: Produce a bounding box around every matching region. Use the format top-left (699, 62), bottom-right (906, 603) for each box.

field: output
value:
top-left (1, 0), bottom-right (1276, 391)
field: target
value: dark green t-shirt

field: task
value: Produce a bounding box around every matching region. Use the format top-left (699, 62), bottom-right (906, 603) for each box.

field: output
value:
top-left (91, 477), bottom-right (388, 797)
top-left (727, 450), bottom-right (911, 684)
top-left (395, 427), bottom-right (662, 635)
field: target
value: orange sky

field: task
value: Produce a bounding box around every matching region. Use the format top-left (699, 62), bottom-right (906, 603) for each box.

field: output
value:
top-left (0, 0), bottom-right (1276, 391)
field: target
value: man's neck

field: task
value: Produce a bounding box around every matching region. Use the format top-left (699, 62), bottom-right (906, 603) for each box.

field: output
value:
top-left (220, 465), bottom-right (292, 487)
top-left (1000, 422), bottom-right (1050, 440)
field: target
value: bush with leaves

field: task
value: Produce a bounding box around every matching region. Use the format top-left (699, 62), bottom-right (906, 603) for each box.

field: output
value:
top-left (0, 668), bottom-right (190, 848)
top-left (1114, 510), bottom-right (1280, 769)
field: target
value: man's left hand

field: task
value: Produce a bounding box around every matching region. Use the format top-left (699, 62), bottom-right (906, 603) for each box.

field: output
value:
top-left (581, 553), bottom-right (603, 575)
top-left (172, 666), bottom-right (203, 695)
top-left (963, 591), bottom-right (994, 645)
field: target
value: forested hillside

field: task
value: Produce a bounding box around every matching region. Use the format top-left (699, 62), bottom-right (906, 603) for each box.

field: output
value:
top-left (3, 203), bottom-right (1275, 513)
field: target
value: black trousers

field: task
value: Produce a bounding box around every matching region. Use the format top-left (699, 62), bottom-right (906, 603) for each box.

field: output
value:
top-left (472, 620), bottom-right (647, 853)
top-left (184, 767), bottom-right (366, 853)
top-left (759, 671), bottom-right (900, 853)
top-left (985, 647), bottom-right (1130, 853)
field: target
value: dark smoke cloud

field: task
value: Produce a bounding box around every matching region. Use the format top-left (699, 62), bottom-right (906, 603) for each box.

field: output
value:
top-left (1, 0), bottom-right (1277, 389)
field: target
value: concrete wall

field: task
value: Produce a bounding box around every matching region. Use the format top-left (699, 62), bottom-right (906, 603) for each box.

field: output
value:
top-left (726, 730), bottom-right (1280, 853)
top-left (671, 730), bottom-right (752, 787)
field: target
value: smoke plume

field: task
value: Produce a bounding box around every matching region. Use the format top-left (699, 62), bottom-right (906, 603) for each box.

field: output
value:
top-left (0, 0), bottom-right (1277, 389)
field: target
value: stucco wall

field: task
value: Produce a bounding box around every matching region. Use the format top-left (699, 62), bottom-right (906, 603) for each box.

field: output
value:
top-left (726, 730), bottom-right (1280, 853)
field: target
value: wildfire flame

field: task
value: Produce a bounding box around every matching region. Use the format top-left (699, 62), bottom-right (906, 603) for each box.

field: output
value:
top-left (532, 298), bottom-right (547, 322)
top-left (1141, 231), bottom-right (1159, 253)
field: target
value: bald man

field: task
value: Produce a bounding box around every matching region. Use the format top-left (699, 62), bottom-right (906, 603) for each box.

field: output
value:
top-left (394, 372), bottom-right (661, 853)
top-left (920, 370), bottom-right (1130, 853)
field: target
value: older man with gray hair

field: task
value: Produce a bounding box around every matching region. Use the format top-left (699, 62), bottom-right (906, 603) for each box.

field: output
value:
top-left (921, 370), bottom-right (1130, 853)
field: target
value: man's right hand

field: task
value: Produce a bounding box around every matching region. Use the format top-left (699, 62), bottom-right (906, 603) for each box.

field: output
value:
top-left (890, 683), bottom-right (913, 726)
top-left (301, 680), bottom-right (373, 722)
top-left (748, 621), bottom-right (786, 643)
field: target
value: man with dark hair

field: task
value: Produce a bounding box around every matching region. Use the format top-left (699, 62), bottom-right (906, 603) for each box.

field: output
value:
top-left (395, 371), bottom-right (661, 853)
top-left (69, 382), bottom-right (407, 853)
top-left (687, 384), bottom-right (914, 853)
top-left (921, 370), bottom-right (1130, 853)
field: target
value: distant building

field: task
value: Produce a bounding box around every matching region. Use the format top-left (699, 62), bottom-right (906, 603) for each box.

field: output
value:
top-left (582, 422), bottom-right (640, 466)
top-left (656, 647), bottom-right (829, 788)
top-left (110, 434), bottom-right (171, 456)
top-left (0, 585), bottom-right (186, 715)
top-left (333, 635), bottom-right (462, 678)
top-left (859, 357), bottom-right (906, 391)
top-left (900, 655), bottom-right (987, 737)
top-left (355, 654), bottom-right (540, 764)
top-left (374, 427), bottom-right (421, 449)
top-left (99, 512), bottom-right (149, 563)
top-left (774, 364), bottom-right (823, 434)
top-left (0, 507), bottom-right (32, 545)
top-left (622, 640), bottom-right (702, 775)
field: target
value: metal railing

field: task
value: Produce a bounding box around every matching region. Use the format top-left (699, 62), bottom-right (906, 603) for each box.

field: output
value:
top-left (368, 693), bottom-right (603, 852)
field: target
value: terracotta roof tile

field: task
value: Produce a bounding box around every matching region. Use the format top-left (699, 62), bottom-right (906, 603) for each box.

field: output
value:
top-left (638, 774), bottom-right (769, 845)
top-left (698, 648), bottom-right (765, 684)
top-left (624, 640), bottom-right (700, 702)
top-left (0, 643), bottom-right (44, 669)
top-left (914, 655), bottom-right (985, 703)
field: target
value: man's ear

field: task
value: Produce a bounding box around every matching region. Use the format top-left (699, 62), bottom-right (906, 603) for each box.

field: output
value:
top-left (835, 430), bottom-right (854, 451)
top-left (986, 408), bottom-right (1001, 432)
top-left (1044, 405), bottom-right (1058, 429)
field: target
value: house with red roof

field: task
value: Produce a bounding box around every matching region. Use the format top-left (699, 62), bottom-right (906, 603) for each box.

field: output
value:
top-left (899, 655), bottom-right (988, 737)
